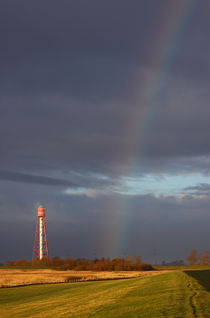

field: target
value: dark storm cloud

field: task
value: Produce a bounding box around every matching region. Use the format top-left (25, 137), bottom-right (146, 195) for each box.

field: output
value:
top-left (0, 0), bottom-right (159, 100)
top-left (0, 0), bottom-right (160, 61)
top-left (1, 0), bottom-right (210, 177)
top-left (0, 0), bottom-right (210, 101)
top-left (0, 0), bottom-right (209, 176)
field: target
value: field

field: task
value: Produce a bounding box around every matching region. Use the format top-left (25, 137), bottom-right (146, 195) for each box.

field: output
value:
top-left (1, 270), bottom-right (210, 317)
top-left (0, 269), bottom-right (159, 288)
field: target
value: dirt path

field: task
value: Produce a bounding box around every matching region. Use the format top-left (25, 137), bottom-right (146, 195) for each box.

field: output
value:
top-left (186, 277), bottom-right (198, 318)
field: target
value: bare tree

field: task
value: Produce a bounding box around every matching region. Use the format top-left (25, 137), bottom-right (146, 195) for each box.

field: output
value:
top-left (198, 250), bottom-right (210, 265)
top-left (186, 249), bottom-right (198, 265)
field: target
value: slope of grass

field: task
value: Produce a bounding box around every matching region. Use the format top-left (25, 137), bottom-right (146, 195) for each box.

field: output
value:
top-left (185, 270), bottom-right (210, 292)
top-left (155, 265), bottom-right (210, 271)
top-left (0, 271), bottom-right (210, 317)
top-left (185, 270), bottom-right (210, 316)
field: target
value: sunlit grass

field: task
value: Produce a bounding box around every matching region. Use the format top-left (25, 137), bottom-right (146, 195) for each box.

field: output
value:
top-left (0, 269), bottom-right (160, 288)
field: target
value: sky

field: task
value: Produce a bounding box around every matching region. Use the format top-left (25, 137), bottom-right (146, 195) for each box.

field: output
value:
top-left (1, 0), bottom-right (210, 264)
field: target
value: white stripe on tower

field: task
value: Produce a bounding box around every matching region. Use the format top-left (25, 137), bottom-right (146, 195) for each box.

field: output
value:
top-left (40, 217), bottom-right (43, 259)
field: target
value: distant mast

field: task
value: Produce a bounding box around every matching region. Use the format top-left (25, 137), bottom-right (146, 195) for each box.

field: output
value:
top-left (32, 205), bottom-right (49, 261)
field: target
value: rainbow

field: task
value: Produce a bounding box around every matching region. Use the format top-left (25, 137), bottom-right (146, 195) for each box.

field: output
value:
top-left (103, 0), bottom-right (198, 257)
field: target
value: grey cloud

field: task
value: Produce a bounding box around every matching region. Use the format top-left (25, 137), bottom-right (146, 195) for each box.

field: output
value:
top-left (0, 170), bottom-right (74, 187)
top-left (1, 84), bottom-right (210, 179)
top-left (184, 183), bottom-right (210, 195)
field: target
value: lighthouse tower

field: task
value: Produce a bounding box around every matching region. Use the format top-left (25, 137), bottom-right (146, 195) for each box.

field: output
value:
top-left (32, 205), bottom-right (49, 261)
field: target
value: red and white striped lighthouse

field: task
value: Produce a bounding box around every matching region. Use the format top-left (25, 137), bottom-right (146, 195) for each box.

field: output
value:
top-left (32, 205), bottom-right (49, 261)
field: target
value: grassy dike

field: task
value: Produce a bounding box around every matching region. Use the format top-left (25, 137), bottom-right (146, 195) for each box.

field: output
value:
top-left (0, 271), bottom-right (210, 317)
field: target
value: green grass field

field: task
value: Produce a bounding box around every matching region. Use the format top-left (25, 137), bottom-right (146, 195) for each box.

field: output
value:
top-left (1, 271), bottom-right (210, 317)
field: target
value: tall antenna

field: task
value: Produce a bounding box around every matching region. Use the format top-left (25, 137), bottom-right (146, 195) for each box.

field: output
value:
top-left (32, 205), bottom-right (49, 261)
